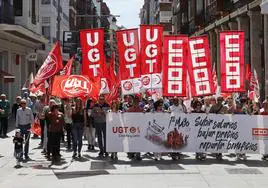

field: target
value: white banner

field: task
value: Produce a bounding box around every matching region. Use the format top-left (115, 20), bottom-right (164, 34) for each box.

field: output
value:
top-left (107, 113), bottom-right (268, 153)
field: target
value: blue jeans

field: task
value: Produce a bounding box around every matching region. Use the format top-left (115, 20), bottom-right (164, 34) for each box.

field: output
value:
top-left (18, 124), bottom-right (31, 156)
top-left (72, 123), bottom-right (83, 153)
top-left (95, 123), bottom-right (106, 154)
top-left (14, 149), bottom-right (23, 162)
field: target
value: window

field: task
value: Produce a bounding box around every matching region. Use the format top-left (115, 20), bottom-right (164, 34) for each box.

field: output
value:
top-left (41, 0), bottom-right (51, 4)
top-left (31, 0), bottom-right (36, 24)
top-left (14, 0), bottom-right (23, 16)
top-left (42, 26), bottom-right (51, 40)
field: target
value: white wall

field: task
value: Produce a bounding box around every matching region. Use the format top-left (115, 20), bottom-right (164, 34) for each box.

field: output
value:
top-left (15, 0), bottom-right (41, 34)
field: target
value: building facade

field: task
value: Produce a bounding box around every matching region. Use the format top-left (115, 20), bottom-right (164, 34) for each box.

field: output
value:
top-left (39, 0), bottom-right (70, 63)
top-left (173, 0), bottom-right (268, 100)
top-left (140, 0), bottom-right (173, 34)
top-left (0, 0), bottom-right (48, 102)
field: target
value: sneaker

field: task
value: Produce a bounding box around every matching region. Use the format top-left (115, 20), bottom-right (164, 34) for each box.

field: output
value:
top-left (98, 152), bottom-right (104, 158)
top-left (216, 153), bottom-right (223, 160)
top-left (72, 152), bottom-right (77, 158)
top-left (88, 145), bottom-right (91, 151)
top-left (104, 152), bottom-right (109, 157)
top-left (24, 155), bottom-right (29, 160)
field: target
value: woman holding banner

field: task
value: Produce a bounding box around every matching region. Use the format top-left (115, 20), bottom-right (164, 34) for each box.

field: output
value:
top-left (168, 97), bottom-right (187, 160)
top-left (126, 95), bottom-right (143, 161)
top-left (192, 100), bottom-right (206, 161)
top-left (209, 96), bottom-right (228, 160)
top-left (152, 99), bottom-right (165, 161)
top-left (110, 100), bottom-right (120, 161)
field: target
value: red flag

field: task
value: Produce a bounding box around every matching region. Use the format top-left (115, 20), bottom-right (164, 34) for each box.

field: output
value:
top-left (140, 25), bottom-right (163, 89)
top-left (116, 28), bottom-right (142, 95)
top-left (212, 63), bottom-right (218, 94)
top-left (29, 82), bottom-right (46, 95)
top-left (188, 36), bottom-right (215, 97)
top-left (80, 29), bottom-right (104, 81)
top-left (61, 57), bottom-right (74, 76)
top-left (33, 42), bottom-right (63, 86)
top-left (220, 31), bottom-right (245, 93)
top-left (105, 81), bottom-right (120, 105)
top-left (51, 75), bottom-right (100, 100)
top-left (31, 117), bottom-right (41, 136)
top-left (109, 52), bottom-right (117, 84)
top-left (100, 61), bottom-right (110, 94)
top-left (162, 35), bottom-right (188, 97)
top-left (245, 64), bottom-right (251, 82)
top-left (248, 69), bottom-right (260, 101)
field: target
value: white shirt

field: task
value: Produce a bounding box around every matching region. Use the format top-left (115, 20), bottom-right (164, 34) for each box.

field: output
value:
top-left (16, 107), bottom-right (34, 127)
top-left (202, 104), bottom-right (211, 114)
top-left (169, 105), bottom-right (186, 116)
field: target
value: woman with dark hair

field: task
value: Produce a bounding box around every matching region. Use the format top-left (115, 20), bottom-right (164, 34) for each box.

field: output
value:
top-left (110, 100), bottom-right (120, 160)
top-left (72, 98), bottom-right (87, 158)
top-left (153, 99), bottom-right (165, 161)
top-left (126, 95), bottom-right (143, 161)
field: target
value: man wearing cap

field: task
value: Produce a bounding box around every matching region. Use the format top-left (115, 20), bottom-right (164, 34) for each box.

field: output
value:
top-left (0, 94), bottom-right (10, 138)
top-left (16, 99), bottom-right (34, 160)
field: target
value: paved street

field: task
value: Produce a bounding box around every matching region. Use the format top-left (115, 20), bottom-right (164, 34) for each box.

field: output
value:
top-left (0, 122), bottom-right (268, 188)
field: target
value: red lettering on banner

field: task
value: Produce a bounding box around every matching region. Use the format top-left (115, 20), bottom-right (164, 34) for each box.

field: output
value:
top-left (220, 31), bottom-right (245, 92)
top-left (80, 29), bottom-right (104, 80)
top-left (162, 36), bottom-right (187, 97)
top-left (188, 36), bottom-right (214, 97)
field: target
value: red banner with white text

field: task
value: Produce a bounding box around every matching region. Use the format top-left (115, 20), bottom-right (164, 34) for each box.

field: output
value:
top-left (220, 31), bottom-right (245, 93)
top-left (188, 36), bottom-right (215, 97)
top-left (33, 42), bottom-right (63, 86)
top-left (162, 36), bottom-right (188, 97)
top-left (116, 29), bottom-right (141, 95)
top-left (51, 75), bottom-right (100, 100)
top-left (140, 25), bottom-right (163, 89)
top-left (80, 29), bottom-right (104, 81)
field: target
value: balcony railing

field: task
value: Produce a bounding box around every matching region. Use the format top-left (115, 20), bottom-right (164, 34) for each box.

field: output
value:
top-left (0, 1), bottom-right (14, 24)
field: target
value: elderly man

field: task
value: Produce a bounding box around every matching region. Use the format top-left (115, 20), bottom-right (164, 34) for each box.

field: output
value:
top-left (0, 94), bottom-right (10, 138)
top-left (16, 99), bottom-right (34, 160)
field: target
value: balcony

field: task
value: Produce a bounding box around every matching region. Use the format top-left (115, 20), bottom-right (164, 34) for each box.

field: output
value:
top-left (159, 11), bottom-right (172, 23)
top-left (0, 2), bottom-right (14, 24)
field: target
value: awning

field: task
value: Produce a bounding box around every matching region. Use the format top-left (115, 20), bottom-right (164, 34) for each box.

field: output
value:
top-left (261, 0), bottom-right (268, 14)
top-left (0, 69), bottom-right (15, 83)
top-left (0, 24), bottom-right (48, 46)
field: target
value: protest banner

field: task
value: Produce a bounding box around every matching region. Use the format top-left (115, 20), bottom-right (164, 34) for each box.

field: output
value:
top-left (107, 113), bottom-right (268, 154)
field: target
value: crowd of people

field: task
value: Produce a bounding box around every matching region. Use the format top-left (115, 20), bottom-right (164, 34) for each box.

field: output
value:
top-left (1, 91), bottom-right (268, 167)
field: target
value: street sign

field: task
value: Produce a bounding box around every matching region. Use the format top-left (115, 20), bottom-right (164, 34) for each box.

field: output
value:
top-left (63, 31), bottom-right (78, 54)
